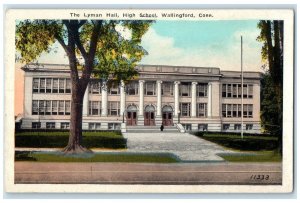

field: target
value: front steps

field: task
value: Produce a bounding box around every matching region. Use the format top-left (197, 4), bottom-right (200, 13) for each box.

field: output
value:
top-left (126, 125), bottom-right (179, 133)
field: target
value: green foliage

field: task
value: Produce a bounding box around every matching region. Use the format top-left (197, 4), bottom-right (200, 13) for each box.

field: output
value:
top-left (15, 152), bottom-right (179, 163)
top-left (196, 133), bottom-right (278, 151)
top-left (16, 20), bottom-right (64, 63)
top-left (15, 132), bottom-right (126, 149)
top-left (218, 151), bottom-right (282, 162)
top-left (260, 72), bottom-right (282, 135)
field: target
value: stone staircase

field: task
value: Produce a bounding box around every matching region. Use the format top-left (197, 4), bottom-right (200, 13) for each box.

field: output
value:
top-left (126, 125), bottom-right (179, 133)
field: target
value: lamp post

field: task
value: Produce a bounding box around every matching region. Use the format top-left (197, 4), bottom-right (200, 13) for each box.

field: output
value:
top-left (122, 110), bottom-right (127, 124)
top-left (178, 110), bottom-right (181, 124)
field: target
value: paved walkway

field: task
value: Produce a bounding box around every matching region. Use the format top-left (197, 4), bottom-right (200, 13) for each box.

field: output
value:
top-left (123, 132), bottom-right (236, 161)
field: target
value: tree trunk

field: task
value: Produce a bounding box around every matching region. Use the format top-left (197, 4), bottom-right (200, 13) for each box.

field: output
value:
top-left (62, 84), bottom-right (91, 154)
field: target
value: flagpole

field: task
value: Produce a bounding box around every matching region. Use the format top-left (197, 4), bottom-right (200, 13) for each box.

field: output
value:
top-left (241, 36), bottom-right (244, 139)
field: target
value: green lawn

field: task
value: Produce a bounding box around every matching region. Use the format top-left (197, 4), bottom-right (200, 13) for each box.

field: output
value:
top-left (15, 151), bottom-right (179, 163)
top-left (194, 133), bottom-right (279, 151)
top-left (15, 131), bottom-right (126, 149)
top-left (218, 151), bottom-right (282, 162)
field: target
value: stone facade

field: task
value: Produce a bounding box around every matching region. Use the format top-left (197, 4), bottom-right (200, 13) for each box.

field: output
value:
top-left (20, 64), bottom-right (261, 133)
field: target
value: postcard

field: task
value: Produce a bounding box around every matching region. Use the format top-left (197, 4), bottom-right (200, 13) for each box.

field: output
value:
top-left (4, 8), bottom-right (294, 193)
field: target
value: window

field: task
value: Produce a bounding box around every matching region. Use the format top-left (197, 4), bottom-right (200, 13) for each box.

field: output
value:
top-left (32, 100), bottom-right (39, 115)
top-left (222, 83), bottom-right (253, 98)
top-left (180, 103), bottom-right (191, 117)
top-left (243, 104), bottom-right (253, 118)
top-left (223, 124), bottom-right (230, 130)
top-left (59, 79), bottom-right (65, 93)
top-left (226, 84), bottom-right (232, 97)
top-left (32, 122), bottom-right (41, 129)
top-left (222, 104), bottom-right (226, 117)
top-left (46, 122), bottom-right (55, 129)
top-left (33, 78), bottom-right (39, 93)
top-left (89, 81), bottom-right (101, 94)
top-left (238, 104), bottom-right (242, 117)
top-left (238, 84), bottom-right (242, 98)
top-left (109, 84), bottom-right (120, 95)
top-left (66, 79), bottom-right (71, 93)
top-left (108, 123), bottom-right (121, 130)
top-left (39, 101), bottom-right (45, 115)
top-left (246, 124), bottom-right (253, 130)
top-left (243, 84), bottom-right (247, 98)
top-left (45, 101), bottom-right (51, 115)
top-left (145, 82), bottom-right (156, 96)
top-left (227, 104), bottom-right (232, 117)
top-left (46, 78), bottom-right (52, 93)
top-left (65, 101), bottom-right (71, 115)
top-left (127, 82), bottom-right (139, 95)
top-left (248, 85), bottom-right (253, 98)
top-left (58, 101), bottom-right (65, 115)
top-left (197, 84), bottom-right (207, 97)
top-left (89, 123), bottom-right (101, 130)
top-left (198, 124), bottom-right (208, 131)
top-left (52, 100), bottom-right (58, 115)
top-left (108, 102), bottom-right (120, 116)
top-left (180, 83), bottom-right (190, 97)
top-left (222, 84), bottom-right (226, 97)
top-left (197, 103), bottom-right (207, 117)
top-left (234, 124), bottom-right (241, 130)
top-left (61, 122), bottom-right (70, 129)
top-left (232, 84), bottom-right (237, 98)
top-left (182, 124), bottom-right (192, 131)
top-left (53, 79), bottom-right (59, 93)
top-left (232, 104), bottom-right (237, 117)
top-left (89, 101), bottom-right (100, 115)
top-left (162, 82), bottom-right (173, 96)
top-left (40, 78), bottom-right (46, 93)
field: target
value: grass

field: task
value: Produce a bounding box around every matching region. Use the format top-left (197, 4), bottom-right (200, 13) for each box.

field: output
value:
top-left (218, 151), bottom-right (282, 162)
top-left (15, 131), bottom-right (126, 149)
top-left (15, 151), bottom-right (179, 163)
top-left (193, 133), bottom-right (279, 151)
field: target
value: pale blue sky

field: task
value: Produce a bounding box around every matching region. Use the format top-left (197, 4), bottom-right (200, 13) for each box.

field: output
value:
top-left (37, 20), bottom-right (264, 72)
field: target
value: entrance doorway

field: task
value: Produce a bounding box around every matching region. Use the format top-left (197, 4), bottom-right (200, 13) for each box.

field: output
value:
top-left (144, 105), bottom-right (155, 126)
top-left (162, 105), bottom-right (173, 126)
top-left (126, 105), bottom-right (137, 126)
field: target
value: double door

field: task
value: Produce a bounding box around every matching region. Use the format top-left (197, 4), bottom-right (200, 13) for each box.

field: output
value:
top-left (127, 111), bottom-right (137, 126)
top-left (144, 112), bottom-right (155, 126)
top-left (162, 112), bottom-right (173, 126)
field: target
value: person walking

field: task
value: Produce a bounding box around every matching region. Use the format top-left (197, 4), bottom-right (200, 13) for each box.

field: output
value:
top-left (160, 124), bottom-right (164, 131)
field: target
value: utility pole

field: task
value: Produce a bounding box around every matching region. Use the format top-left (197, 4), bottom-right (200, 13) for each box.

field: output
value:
top-left (241, 36), bottom-right (244, 139)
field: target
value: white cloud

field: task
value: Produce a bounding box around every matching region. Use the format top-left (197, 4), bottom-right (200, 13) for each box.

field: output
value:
top-left (140, 28), bottom-right (264, 72)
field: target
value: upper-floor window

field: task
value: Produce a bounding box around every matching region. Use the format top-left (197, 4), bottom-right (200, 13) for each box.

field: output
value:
top-left (197, 83), bottom-right (208, 97)
top-left (180, 83), bottom-right (190, 97)
top-left (32, 100), bottom-right (71, 116)
top-left (197, 103), bottom-right (207, 117)
top-left (32, 78), bottom-right (71, 94)
top-left (109, 84), bottom-right (120, 95)
top-left (89, 101), bottom-right (101, 116)
top-left (222, 83), bottom-right (253, 99)
top-left (162, 82), bottom-right (173, 96)
top-left (89, 81), bottom-right (101, 94)
top-left (180, 102), bottom-right (191, 117)
top-left (144, 82), bottom-right (156, 96)
top-left (222, 104), bottom-right (253, 118)
top-left (126, 82), bottom-right (139, 95)
top-left (108, 101), bottom-right (120, 116)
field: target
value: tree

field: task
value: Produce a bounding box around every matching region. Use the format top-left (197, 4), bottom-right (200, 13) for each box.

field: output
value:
top-left (257, 20), bottom-right (283, 152)
top-left (16, 20), bottom-right (153, 154)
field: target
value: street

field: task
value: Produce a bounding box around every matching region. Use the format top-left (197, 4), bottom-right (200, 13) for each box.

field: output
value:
top-left (15, 162), bottom-right (282, 185)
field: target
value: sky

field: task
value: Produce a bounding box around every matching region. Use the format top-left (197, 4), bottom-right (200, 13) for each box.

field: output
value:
top-left (37, 20), bottom-right (264, 72)
top-left (15, 20), bottom-right (264, 115)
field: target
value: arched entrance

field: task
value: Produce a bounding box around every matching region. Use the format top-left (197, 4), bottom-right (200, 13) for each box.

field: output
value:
top-left (162, 105), bottom-right (173, 126)
top-left (144, 105), bottom-right (155, 126)
top-left (126, 105), bottom-right (137, 126)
